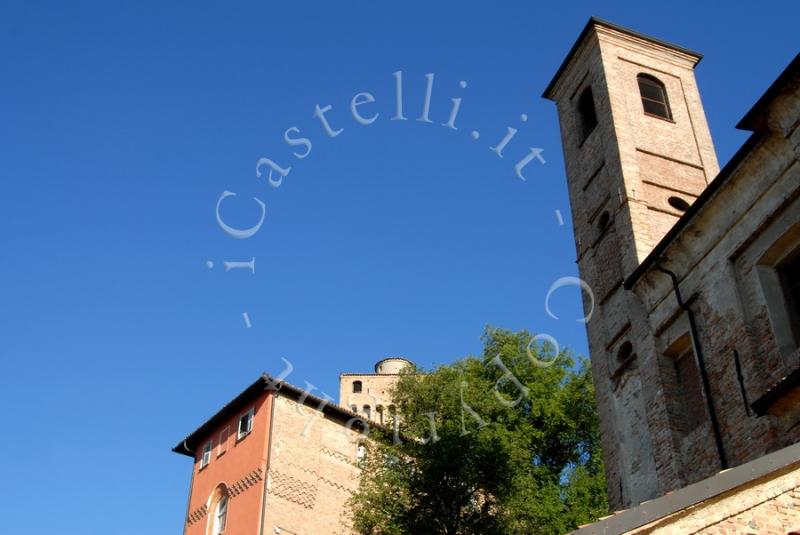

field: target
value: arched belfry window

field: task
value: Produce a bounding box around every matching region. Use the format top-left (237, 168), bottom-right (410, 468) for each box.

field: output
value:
top-left (577, 86), bottom-right (598, 142)
top-left (352, 380), bottom-right (362, 393)
top-left (637, 74), bottom-right (672, 120)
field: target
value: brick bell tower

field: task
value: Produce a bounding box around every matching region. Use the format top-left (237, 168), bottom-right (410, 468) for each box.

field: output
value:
top-left (543, 18), bottom-right (720, 509)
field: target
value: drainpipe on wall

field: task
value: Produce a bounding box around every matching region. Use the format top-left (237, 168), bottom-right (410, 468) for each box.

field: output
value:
top-left (655, 261), bottom-right (729, 470)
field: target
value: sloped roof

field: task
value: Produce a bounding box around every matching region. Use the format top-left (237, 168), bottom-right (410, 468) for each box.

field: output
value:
top-left (172, 373), bottom-right (366, 457)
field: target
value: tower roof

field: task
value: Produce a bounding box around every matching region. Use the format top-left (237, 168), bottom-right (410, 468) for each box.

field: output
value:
top-left (373, 356), bottom-right (414, 373)
top-left (340, 356), bottom-right (416, 376)
top-left (542, 17), bottom-right (703, 100)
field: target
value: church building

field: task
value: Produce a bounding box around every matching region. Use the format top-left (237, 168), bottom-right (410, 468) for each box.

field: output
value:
top-left (544, 17), bottom-right (800, 533)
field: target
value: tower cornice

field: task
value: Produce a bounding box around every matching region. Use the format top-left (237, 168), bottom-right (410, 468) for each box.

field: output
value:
top-left (543, 17), bottom-right (702, 101)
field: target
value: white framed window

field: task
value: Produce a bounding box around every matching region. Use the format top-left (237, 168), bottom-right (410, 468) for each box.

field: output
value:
top-left (213, 494), bottom-right (228, 534)
top-left (218, 426), bottom-right (230, 456)
top-left (238, 407), bottom-right (254, 440)
top-left (209, 488), bottom-right (229, 535)
top-left (200, 440), bottom-right (212, 468)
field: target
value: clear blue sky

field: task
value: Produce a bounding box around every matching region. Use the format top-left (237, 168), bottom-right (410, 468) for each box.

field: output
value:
top-left (1, 1), bottom-right (797, 532)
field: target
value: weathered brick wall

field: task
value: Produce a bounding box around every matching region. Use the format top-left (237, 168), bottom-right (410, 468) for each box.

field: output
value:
top-left (549, 19), bottom-right (800, 512)
top-left (630, 57), bottom-right (800, 495)
top-left (262, 394), bottom-right (363, 535)
top-left (548, 22), bottom-right (721, 509)
top-left (551, 29), bottom-right (635, 509)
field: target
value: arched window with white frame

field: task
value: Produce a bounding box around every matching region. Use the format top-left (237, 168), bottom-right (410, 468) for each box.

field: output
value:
top-left (207, 485), bottom-right (229, 535)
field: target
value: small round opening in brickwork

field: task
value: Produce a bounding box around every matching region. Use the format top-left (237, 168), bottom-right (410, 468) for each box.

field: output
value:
top-left (597, 211), bottom-right (610, 232)
top-left (617, 341), bottom-right (633, 363)
top-left (668, 196), bottom-right (691, 212)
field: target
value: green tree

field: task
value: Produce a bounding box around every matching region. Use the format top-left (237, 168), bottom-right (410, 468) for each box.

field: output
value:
top-left (349, 328), bottom-right (608, 535)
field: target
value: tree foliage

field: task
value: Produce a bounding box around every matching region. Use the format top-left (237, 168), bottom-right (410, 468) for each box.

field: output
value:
top-left (349, 328), bottom-right (608, 534)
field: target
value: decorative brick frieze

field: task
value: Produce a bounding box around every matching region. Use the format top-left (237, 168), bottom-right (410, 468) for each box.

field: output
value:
top-left (186, 504), bottom-right (207, 526)
top-left (269, 470), bottom-right (319, 509)
top-left (229, 467), bottom-right (264, 497)
top-left (321, 446), bottom-right (355, 465)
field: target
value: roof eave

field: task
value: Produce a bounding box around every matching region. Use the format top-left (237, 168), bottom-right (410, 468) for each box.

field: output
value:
top-left (736, 52), bottom-right (800, 131)
top-left (172, 373), bottom-right (372, 457)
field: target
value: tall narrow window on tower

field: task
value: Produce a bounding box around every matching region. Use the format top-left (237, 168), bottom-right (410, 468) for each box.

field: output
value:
top-left (616, 341), bottom-right (634, 364)
top-left (577, 86), bottom-right (598, 142)
top-left (637, 74), bottom-right (672, 120)
top-left (597, 211), bottom-right (611, 233)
